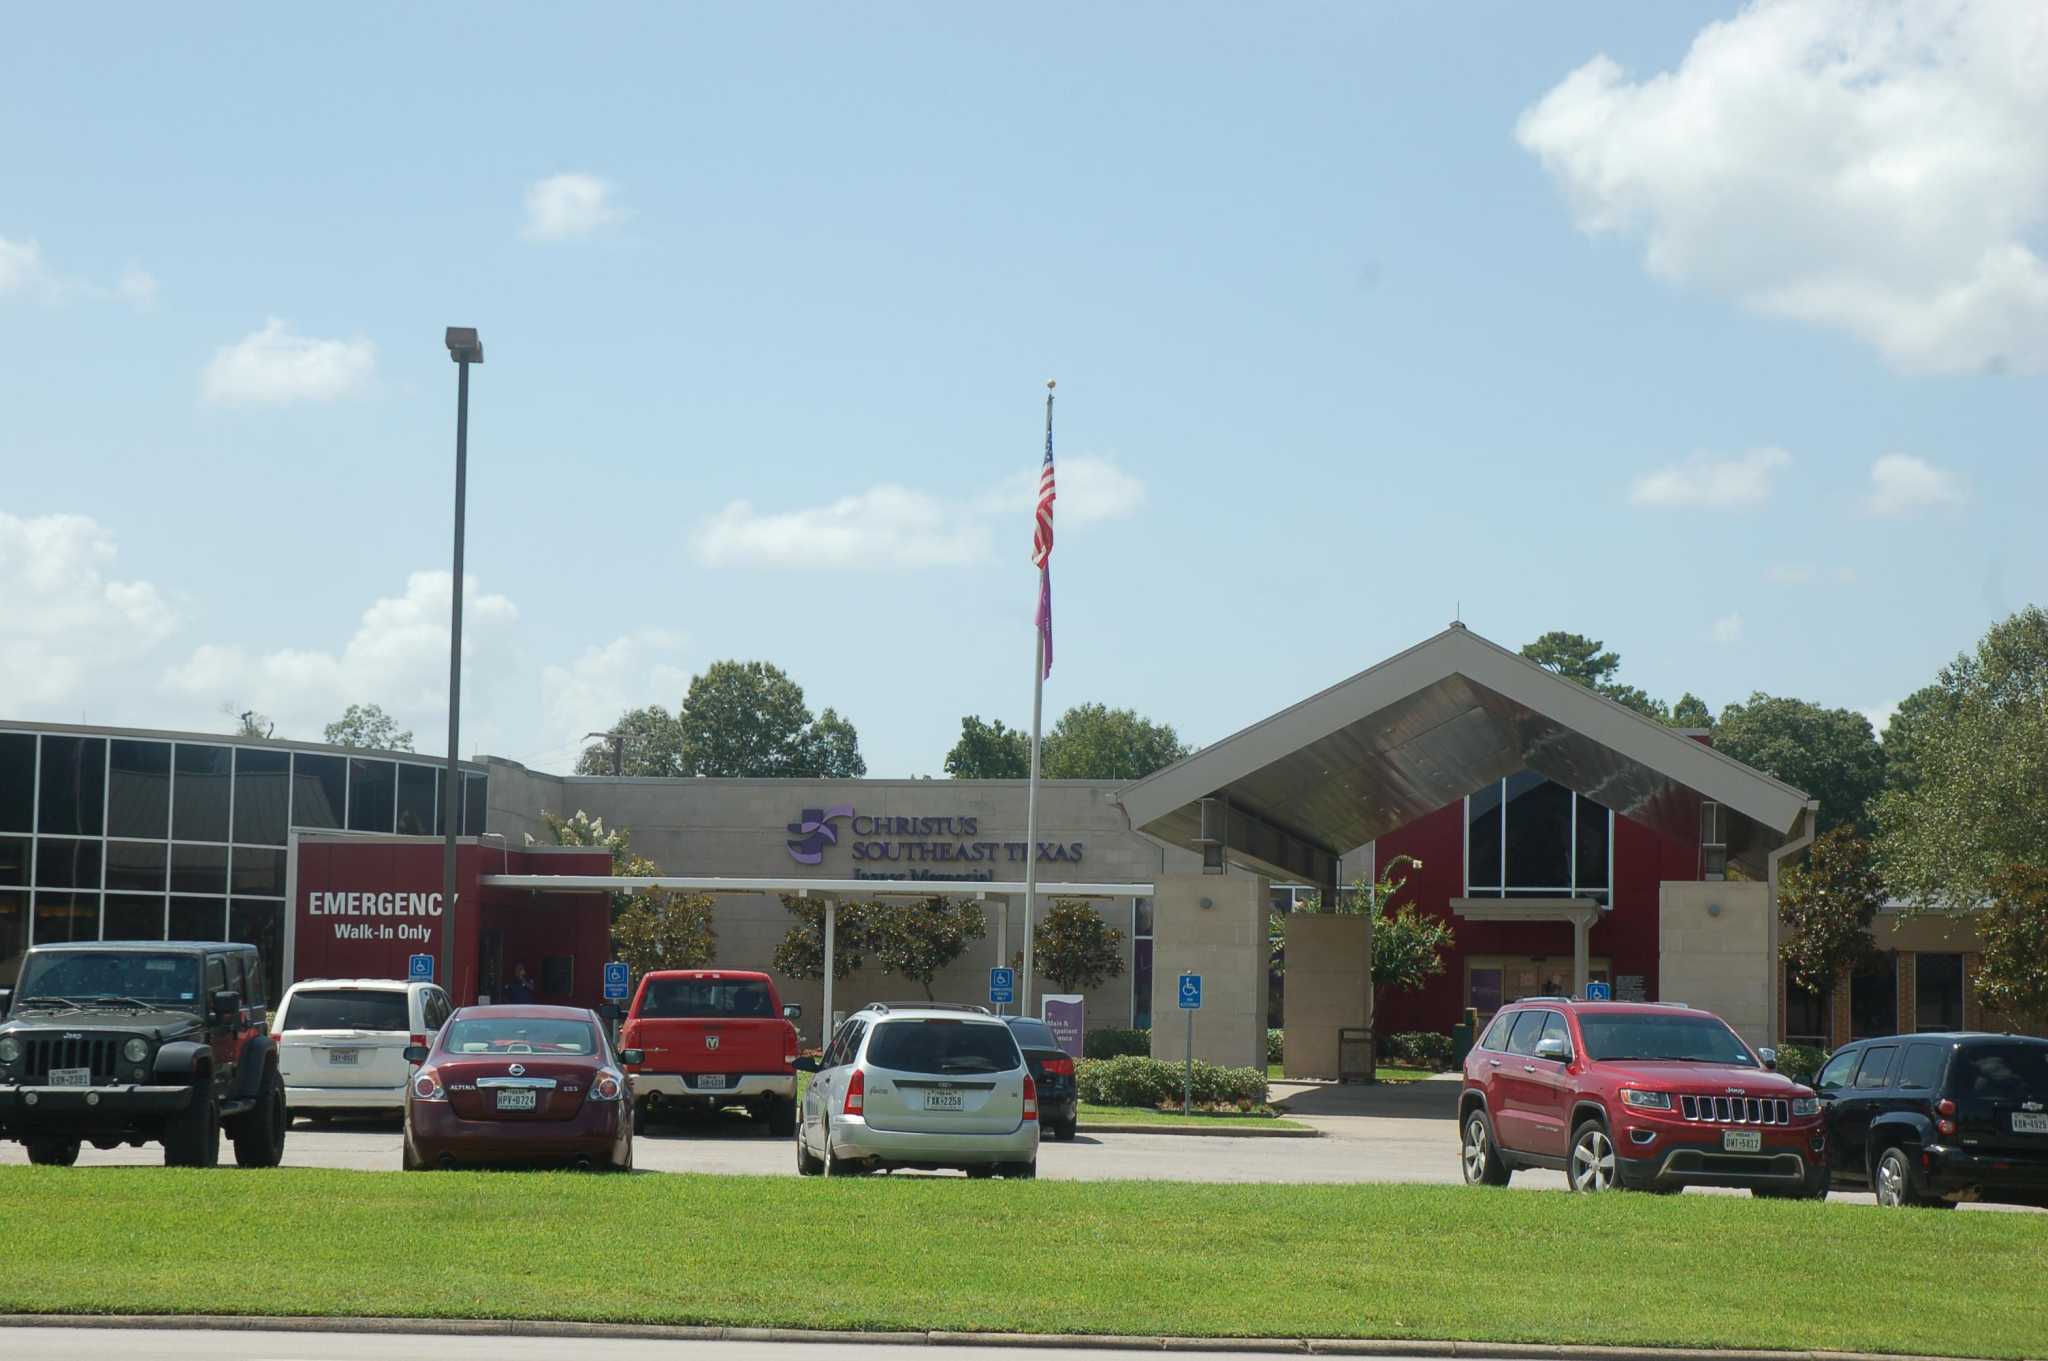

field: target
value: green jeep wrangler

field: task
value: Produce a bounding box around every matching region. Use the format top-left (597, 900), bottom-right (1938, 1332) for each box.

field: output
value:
top-left (0, 940), bottom-right (288, 1168)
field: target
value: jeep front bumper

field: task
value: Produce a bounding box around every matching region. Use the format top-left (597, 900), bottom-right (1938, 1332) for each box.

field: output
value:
top-left (0, 1083), bottom-right (195, 1130)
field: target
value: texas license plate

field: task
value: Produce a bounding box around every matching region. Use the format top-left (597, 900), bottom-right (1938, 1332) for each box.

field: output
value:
top-left (696, 1074), bottom-right (726, 1090)
top-left (327, 1050), bottom-right (359, 1066)
top-left (48, 1068), bottom-right (91, 1088)
top-left (1722, 1129), bottom-right (1763, 1153)
top-left (2014, 1112), bottom-right (2048, 1134)
top-left (924, 1091), bottom-right (965, 1111)
top-left (495, 1089), bottom-right (538, 1111)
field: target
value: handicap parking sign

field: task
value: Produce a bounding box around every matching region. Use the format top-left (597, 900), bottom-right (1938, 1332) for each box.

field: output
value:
top-left (1584, 980), bottom-right (1611, 1001)
top-left (989, 967), bottom-right (1015, 1005)
top-left (603, 961), bottom-right (631, 1001)
top-left (408, 953), bottom-right (434, 983)
top-left (1178, 973), bottom-right (1203, 1010)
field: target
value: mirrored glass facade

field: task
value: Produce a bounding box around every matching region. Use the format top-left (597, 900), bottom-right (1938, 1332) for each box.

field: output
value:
top-left (0, 726), bottom-right (487, 1002)
top-left (1464, 773), bottom-right (1612, 904)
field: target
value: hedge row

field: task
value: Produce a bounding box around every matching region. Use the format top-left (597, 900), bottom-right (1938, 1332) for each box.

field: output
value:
top-left (1082, 1027), bottom-right (1152, 1060)
top-left (1383, 1031), bottom-right (1455, 1071)
top-left (1074, 1054), bottom-right (1269, 1108)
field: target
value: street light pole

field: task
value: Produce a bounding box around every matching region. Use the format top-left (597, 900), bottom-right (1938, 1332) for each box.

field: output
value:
top-left (441, 327), bottom-right (483, 1000)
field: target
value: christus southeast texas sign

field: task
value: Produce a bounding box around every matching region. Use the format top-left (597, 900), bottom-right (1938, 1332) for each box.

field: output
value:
top-left (786, 807), bottom-right (1084, 881)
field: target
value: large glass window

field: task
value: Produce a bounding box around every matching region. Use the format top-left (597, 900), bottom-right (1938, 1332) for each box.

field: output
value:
top-left (232, 748), bottom-right (290, 845)
top-left (347, 758), bottom-right (396, 833)
top-left (1915, 953), bottom-right (1964, 1032)
top-left (230, 848), bottom-right (286, 897)
top-left (0, 734), bottom-right (35, 833)
top-left (463, 772), bottom-right (488, 836)
top-left (169, 897), bottom-right (225, 942)
top-left (1785, 973), bottom-right (1828, 1047)
top-left (34, 839), bottom-right (101, 889)
top-left (105, 841), bottom-right (167, 892)
top-left (1465, 773), bottom-right (1610, 903)
top-left (396, 764), bottom-right (437, 835)
top-left (292, 754), bottom-right (346, 830)
top-left (172, 744), bottom-right (232, 842)
top-left (32, 892), bottom-right (99, 944)
top-left (0, 891), bottom-right (27, 985)
top-left (1851, 958), bottom-right (1898, 1039)
top-left (107, 739), bottom-right (171, 839)
top-left (103, 895), bottom-right (166, 941)
top-left (170, 845), bottom-right (228, 896)
top-left (0, 836), bottom-right (28, 887)
top-left (37, 736), bottom-right (105, 836)
top-left (1133, 895), bottom-right (1154, 1030)
top-left (229, 900), bottom-right (282, 1006)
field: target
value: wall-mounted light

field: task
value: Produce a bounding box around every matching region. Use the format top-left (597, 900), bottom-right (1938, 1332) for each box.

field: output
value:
top-left (1199, 897), bottom-right (1215, 910)
top-left (1707, 901), bottom-right (1723, 917)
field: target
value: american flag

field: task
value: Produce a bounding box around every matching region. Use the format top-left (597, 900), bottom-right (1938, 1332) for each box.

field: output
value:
top-left (1033, 411), bottom-right (1056, 677)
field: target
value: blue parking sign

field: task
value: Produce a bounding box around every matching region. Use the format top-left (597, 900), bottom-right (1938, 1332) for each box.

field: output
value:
top-left (1584, 980), bottom-right (1612, 1001)
top-left (989, 967), bottom-right (1015, 1005)
top-left (603, 961), bottom-right (631, 1001)
top-left (408, 953), bottom-right (434, 983)
top-left (1178, 973), bottom-right (1202, 1010)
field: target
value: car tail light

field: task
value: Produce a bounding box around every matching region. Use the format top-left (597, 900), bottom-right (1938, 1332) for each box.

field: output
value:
top-left (412, 1069), bottom-right (446, 1102)
top-left (411, 1033), bottom-right (426, 1050)
top-left (843, 1068), bottom-right (865, 1116)
top-left (1024, 1074), bottom-right (1039, 1121)
top-left (1937, 1097), bottom-right (1957, 1136)
top-left (1043, 1057), bottom-right (1074, 1078)
top-left (593, 1071), bottom-right (623, 1102)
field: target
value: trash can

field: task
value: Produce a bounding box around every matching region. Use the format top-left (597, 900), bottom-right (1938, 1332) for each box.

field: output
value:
top-left (1451, 1006), bottom-right (1479, 1068)
top-left (1338, 1027), bottom-right (1373, 1084)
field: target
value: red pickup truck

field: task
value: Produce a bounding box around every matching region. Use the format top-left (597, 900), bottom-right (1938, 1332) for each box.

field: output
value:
top-left (620, 970), bottom-right (801, 1135)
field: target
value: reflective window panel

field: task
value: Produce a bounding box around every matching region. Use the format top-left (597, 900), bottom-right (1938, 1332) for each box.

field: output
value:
top-left (0, 734), bottom-right (34, 833)
top-left (32, 892), bottom-right (100, 944)
top-left (37, 736), bottom-right (105, 837)
top-left (172, 744), bottom-right (232, 842)
top-left (230, 848), bottom-right (286, 898)
top-left (292, 754), bottom-right (346, 830)
top-left (232, 748), bottom-right (291, 846)
top-left (103, 895), bottom-right (167, 941)
top-left (105, 841), bottom-right (168, 892)
top-left (0, 836), bottom-right (27, 887)
top-left (1575, 797), bottom-right (1611, 889)
top-left (463, 773), bottom-right (488, 836)
top-left (395, 763), bottom-right (437, 835)
top-left (169, 845), bottom-right (229, 896)
top-left (169, 896), bottom-right (227, 943)
top-left (1466, 781), bottom-right (1503, 889)
top-left (0, 891), bottom-right (25, 986)
top-left (1503, 772), bottom-right (1572, 889)
top-left (347, 758), bottom-right (396, 833)
top-left (229, 900), bottom-right (284, 1007)
top-left (34, 838), bottom-right (102, 890)
top-left (108, 739), bottom-right (172, 839)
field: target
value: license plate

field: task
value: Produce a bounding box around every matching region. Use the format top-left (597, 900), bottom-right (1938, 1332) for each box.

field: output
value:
top-left (696, 1074), bottom-right (726, 1090)
top-left (327, 1049), bottom-right (360, 1066)
top-left (48, 1068), bottom-right (91, 1088)
top-left (1722, 1129), bottom-right (1762, 1153)
top-left (495, 1089), bottom-right (538, 1111)
top-left (924, 1090), bottom-right (965, 1111)
top-left (2014, 1112), bottom-right (2048, 1134)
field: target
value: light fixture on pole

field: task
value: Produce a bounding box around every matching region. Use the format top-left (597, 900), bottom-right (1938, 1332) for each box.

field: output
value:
top-left (440, 326), bottom-right (483, 999)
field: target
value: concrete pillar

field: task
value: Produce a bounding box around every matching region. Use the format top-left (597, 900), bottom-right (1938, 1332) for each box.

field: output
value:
top-left (821, 897), bottom-right (837, 1038)
top-left (1572, 918), bottom-right (1590, 998)
top-left (1280, 914), bottom-right (1370, 1080)
top-left (1149, 872), bottom-right (1268, 1071)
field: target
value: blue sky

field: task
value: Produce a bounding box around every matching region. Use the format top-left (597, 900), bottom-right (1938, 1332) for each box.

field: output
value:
top-left (4, 2), bottom-right (2044, 777)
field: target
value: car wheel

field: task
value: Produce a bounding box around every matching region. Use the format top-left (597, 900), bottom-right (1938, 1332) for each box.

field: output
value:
top-left (163, 1087), bottom-right (220, 1168)
top-left (1568, 1119), bottom-right (1617, 1193)
top-left (1007, 1159), bottom-right (1038, 1180)
top-left (401, 1135), bottom-right (425, 1171)
top-left (25, 1136), bottom-right (81, 1167)
top-left (1460, 1110), bottom-right (1511, 1187)
top-left (768, 1096), bottom-right (797, 1138)
top-left (231, 1064), bottom-right (288, 1168)
top-left (1874, 1145), bottom-right (1948, 1208)
top-left (1051, 1118), bottom-right (1078, 1142)
top-left (796, 1124), bottom-right (824, 1176)
top-left (965, 1165), bottom-right (996, 1179)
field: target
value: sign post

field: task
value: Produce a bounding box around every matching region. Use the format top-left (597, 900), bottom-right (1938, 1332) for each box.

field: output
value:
top-left (989, 966), bottom-right (1015, 1011)
top-left (408, 953), bottom-right (435, 984)
top-left (1177, 973), bottom-right (1202, 1117)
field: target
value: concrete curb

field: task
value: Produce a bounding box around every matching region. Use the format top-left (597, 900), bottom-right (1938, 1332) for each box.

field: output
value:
top-left (0, 1316), bottom-right (1992, 1360)
top-left (1076, 1122), bottom-right (1321, 1138)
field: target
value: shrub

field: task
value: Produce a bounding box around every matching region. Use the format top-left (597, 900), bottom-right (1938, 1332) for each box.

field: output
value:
top-left (1266, 1028), bottom-right (1284, 1063)
top-left (1773, 1043), bottom-right (1830, 1084)
top-left (1083, 1027), bottom-right (1152, 1060)
top-left (1075, 1055), bottom-right (1268, 1109)
top-left (1384, 1031), bottom-right (1455, 1071)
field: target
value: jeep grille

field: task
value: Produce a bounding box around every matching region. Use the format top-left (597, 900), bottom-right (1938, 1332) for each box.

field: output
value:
top-left (25, 1037), bottom-right (121, 1085)
top-left (1679, 1095), bottom-right (1789, 1125)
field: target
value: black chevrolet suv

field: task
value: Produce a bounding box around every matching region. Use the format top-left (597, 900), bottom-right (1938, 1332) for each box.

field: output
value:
top-left (1814, 1032), bottom-right (2048, 1208)
top-left (0, 940), bottom-right (288, 1169)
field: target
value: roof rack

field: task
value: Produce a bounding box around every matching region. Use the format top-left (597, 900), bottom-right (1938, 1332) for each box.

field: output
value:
top-left (855, 1001), bottom-right (994, 1016)
top-left (1512, 996), bottom-right (1692, 1008)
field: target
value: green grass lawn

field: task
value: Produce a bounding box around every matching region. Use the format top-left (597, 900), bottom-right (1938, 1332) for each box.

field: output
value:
top-left (1075, 1100), bottom-right (1305, 1129)
top-left (0, 1168), bottom-right (2039, 1357)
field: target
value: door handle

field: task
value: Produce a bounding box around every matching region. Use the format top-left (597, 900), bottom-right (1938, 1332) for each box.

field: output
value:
top-left (1523, 1064), bottom-right (1537, 1073)
top-left (1488, 1060), bottom-right (1501, 1068)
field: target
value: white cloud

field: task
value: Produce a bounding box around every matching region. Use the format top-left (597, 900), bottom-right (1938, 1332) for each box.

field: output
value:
top-left (1712, 612), bottom-right (1744, 644)
top-left (1767, 564), bottom-right (1857, 586)
top-left (114, 267), bottom-right (159, 309)
top-left (0, 235), bottom-right (156, 309)
top-left (522, 173), bottom-right (624, 241)
top-left (694, 486), bottom-right (992, 570)
top-left (1629, 447), bottom-right (1788, 510)
top-left (1518, 1), bottom-right (2048, 374)
top-left (0, 237), bottom-right (53, 297)
top-left (1864, 453), bottom-right (1968, 517)
top-left (537, 629), bottom-right (688, 768)
top-left (201, 319), bottom-right (376, 406)
top-left (0, 512), bottom-right (178, 711)
top-left (162, 571), bottom-right (518, 746)
top-left (1861, 701), bottom-right (1900, 736)
top-left (977, 455), bottom-right (1148, 526)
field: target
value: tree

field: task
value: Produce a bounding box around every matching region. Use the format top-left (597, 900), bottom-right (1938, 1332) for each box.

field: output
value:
top-left (771, 896), bottom-right (878, 982)
top-left (580, 662), bottom-right (867, 778)
top-left (526, 809), bottom-right (661, 924)
top-left (1976, 864), bottom-right (2048, 1030)
top-left (1715, 693), bottom-right (1887, 836)
top-left (1518, 631), bottom-right (1670, 721)
top-left (1268, 855), bottom-right (1452, 1020)
top-left (1777, 826), bottom-right (1885, 1000)
top-left (944, 716), bottom-right (1032, 779)
top-left (222, 703), bottom-right (274, 738)
top-left (1032, 899), bottom-right (1127, 993)
top-left (1668, 693), bottom-right (1714, 729)
top-left (1879, 681), bottom-right (1954, 798)
top-left (868, 896), bottom-right (988, 1000)
top-left (1040, 703), bottom-right (1190, 780)
top-left (1876, 607), bottom-right (2048, 911)
top-left (324, 703), bottom-right (413, 752)
top-left (611, 891), bottom-right (718, 987)
top-left (801, 707), bottom-right (866, 779)
top-left (575, 705), bottom-right (688, 777)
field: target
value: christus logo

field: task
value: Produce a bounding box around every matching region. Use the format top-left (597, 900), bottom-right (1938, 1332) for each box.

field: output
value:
top-left (786, 806), bottom-right (854, 865)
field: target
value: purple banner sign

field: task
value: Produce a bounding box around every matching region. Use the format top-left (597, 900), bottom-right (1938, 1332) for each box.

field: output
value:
top-left (1042, 994), bottom-right (1085, 1059)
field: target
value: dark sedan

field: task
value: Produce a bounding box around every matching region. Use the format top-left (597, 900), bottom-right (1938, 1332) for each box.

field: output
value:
top-left (402, 1005), bottom-right (635, 1171)
top-left (1005, 1017), bottom-right (1077, 1141)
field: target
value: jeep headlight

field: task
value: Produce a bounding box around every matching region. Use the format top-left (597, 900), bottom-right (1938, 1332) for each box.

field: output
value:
top-left (1791, 1096), bottom-right (1820, 1117)
top-left (0, 1037), bottom-right (18, 1064)
top-left (123, 1037), bottom-right (150, 1063)
top-left (1620, 1088), bottom-right (1672, 1110)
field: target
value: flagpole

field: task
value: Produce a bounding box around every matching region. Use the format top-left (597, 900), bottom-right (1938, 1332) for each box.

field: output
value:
top-left (1021, 380), bottom-right (1053, 1019)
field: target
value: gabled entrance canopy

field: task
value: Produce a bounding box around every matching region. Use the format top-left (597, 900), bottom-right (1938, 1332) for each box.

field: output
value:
top-left (1117, 624), bottom-right (1815, 884)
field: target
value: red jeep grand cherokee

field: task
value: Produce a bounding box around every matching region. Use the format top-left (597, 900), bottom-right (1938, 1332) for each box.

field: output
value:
top-left (1459, 997), bottom-right (1827, 1197)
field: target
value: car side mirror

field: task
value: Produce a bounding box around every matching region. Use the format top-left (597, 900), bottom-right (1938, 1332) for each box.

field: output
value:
top-left (212, 990), bottom-right (242, 1019)
top-left (783, 1003), bottom-right (803, 1020)
top-left (620, 1048), bottom-right (644, 1066)
top-left (1757, 1046), bottom-right (1778, 1072)
top-left (403, 1044), bottom-right (430, 1065)
top-left (1535, 1037), bottom-right (1572, 1063)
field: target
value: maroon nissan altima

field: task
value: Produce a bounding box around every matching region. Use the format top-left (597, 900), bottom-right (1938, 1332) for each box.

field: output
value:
top-left (402, 1004), bottom-right (635, 1171)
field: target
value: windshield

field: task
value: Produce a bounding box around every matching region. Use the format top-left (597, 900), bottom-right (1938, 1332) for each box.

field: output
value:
top-left (443, 1017), bottom-right (597, 1055)
top-left (639, 978), bottom-right (773, 1019)
top-left (866, 1018), bottom-right (1021, 1075)
top-left (282, 989), bottom-right (410, 1033)
top-left (16, 952), bottom-right (202, 1009)
top-left (1957, 1044), bottom-right (2048, 1102)
top-left (1578, 1013), bottom-right (1756, 1066)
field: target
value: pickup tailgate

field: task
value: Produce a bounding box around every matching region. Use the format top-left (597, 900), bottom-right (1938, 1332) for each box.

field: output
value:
top-left (627, 1017), bottom-right (792, 1076)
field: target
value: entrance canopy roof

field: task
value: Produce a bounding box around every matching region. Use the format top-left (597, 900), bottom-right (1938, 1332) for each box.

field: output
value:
top-left (1117, 625), bottom-right (1814, 883)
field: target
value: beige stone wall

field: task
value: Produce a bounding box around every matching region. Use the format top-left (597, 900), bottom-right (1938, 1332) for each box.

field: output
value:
top-left (1659, 881), bottom-right (1772, 1046)
top-left (1280, 914), bottom-right (1371, 1079)
top-left (1149, 873), bottom-right (1269, 1071)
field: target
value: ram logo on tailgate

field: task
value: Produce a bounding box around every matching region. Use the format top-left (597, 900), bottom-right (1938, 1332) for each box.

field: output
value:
top-left (705, 1035), bottom-right (721, 1051)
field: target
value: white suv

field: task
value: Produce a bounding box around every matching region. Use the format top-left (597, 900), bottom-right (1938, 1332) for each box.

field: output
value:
top-left (273, 979), bottom-right (453, 1121)
top-left (797, 1003), bottom-right (1039, 1178)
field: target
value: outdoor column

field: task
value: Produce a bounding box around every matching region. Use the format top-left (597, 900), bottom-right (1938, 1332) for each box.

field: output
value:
top-left (1573, 915), bottom-right (1590, 998)
top-left (821, 896), bottom-right (837, 1042)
